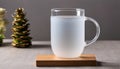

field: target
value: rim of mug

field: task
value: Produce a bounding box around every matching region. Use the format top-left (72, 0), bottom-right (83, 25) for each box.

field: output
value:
top-left (51, 8), bottom-right (85, 12)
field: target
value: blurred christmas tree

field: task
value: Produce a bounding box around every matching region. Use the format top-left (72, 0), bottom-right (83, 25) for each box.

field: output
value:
top-left (11, 8), bottom-right (32, 48)
top-left (0, 8), bottom-right (8, 46)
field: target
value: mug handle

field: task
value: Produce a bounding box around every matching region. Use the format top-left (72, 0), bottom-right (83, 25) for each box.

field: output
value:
top-left (85, 17), bottom-right (100, 46)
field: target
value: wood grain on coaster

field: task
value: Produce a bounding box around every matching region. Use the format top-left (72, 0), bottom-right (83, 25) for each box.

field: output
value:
top-left (36, 54), bottom-right (97, 67)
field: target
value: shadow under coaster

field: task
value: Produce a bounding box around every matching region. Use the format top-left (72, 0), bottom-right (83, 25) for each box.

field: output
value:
top-left (36, 54), bottom-right (97, 67)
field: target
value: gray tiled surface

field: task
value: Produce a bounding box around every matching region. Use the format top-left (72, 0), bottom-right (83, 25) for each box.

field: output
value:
top-left (0, 40), bottom-right (120, 69)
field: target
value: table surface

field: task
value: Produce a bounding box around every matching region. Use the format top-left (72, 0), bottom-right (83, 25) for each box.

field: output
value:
top-left (0, 40), bottom-right (120, 69)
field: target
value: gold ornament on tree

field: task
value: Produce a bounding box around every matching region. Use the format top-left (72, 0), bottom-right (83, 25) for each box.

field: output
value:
top-left (0, 8), bottom-right (8, 45)
top-left (11, 8), bottom-right (32, 48)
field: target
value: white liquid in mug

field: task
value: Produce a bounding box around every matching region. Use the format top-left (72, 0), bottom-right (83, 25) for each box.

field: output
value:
top-left (51, 16), bottom-right (86, 58)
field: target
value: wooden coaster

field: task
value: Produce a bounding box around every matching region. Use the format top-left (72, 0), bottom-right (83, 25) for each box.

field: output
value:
top-left (36, 54), bottom-right (97, 67)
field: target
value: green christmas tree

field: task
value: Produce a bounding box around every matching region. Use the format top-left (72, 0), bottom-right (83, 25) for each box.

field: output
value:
top-left (0, 8), bottom-right (8, 45)
top-left (11, 8), bottom-right (32, 48)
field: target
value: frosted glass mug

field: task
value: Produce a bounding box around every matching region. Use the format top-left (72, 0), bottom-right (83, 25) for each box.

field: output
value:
top-left (51, 8), bottom-right (100, 58)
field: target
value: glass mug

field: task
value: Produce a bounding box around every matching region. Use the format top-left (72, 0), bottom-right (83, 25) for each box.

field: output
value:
top-left (51, 8), bottom-right (100, 58)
